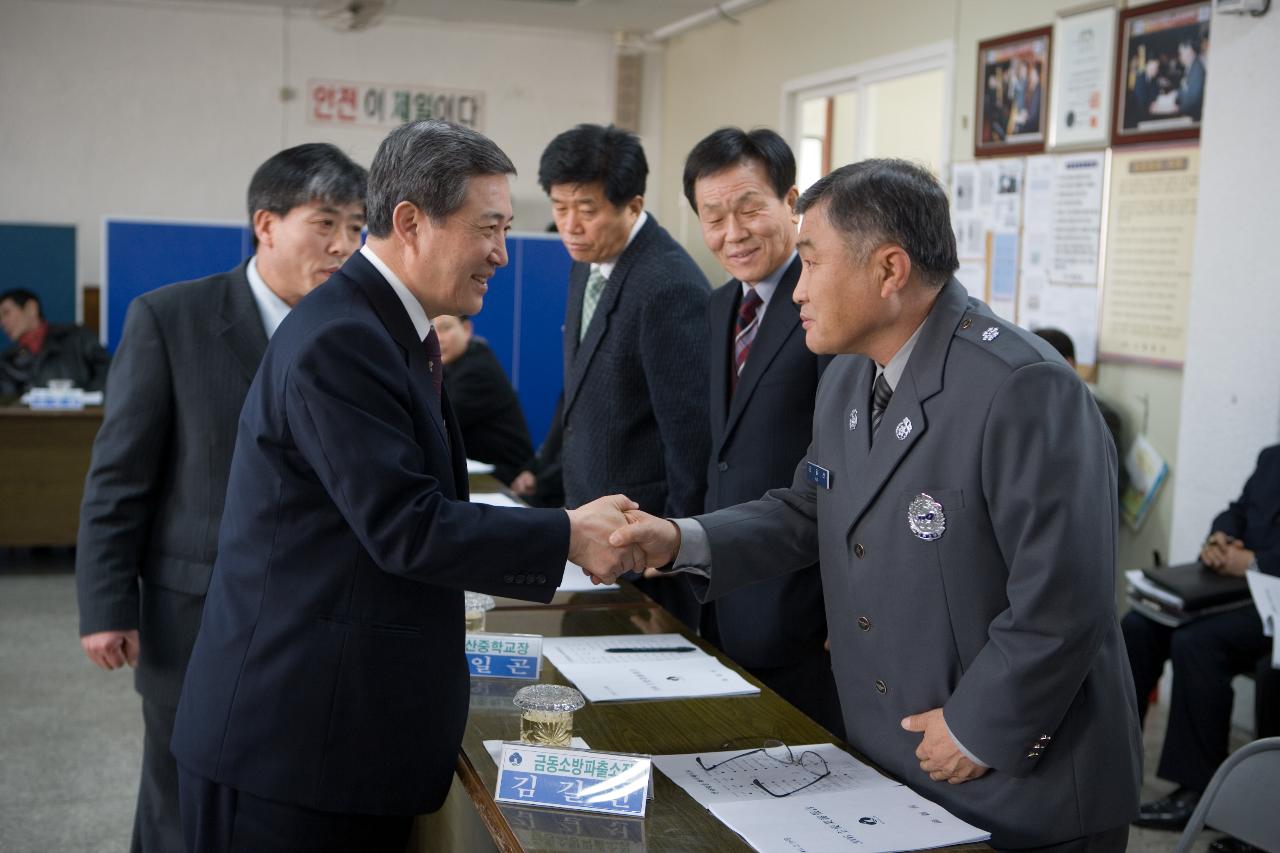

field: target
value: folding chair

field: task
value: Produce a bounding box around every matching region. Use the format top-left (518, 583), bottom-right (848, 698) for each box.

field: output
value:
top-left (1172, 737), bottom-right (1280, 853)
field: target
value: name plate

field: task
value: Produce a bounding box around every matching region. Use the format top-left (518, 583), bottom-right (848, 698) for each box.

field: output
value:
top-left (495, 743), bottom-right (652, 818)
top-left (466, 632), bottom-right (542, 680)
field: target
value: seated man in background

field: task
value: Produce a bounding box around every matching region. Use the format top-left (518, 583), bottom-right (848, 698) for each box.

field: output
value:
top-left (435, 313), bottom-right (534, 485)
top-left (0, 288), bottom-right (110, 398)
top-left (1123, 444), bottom-right (1280, 851)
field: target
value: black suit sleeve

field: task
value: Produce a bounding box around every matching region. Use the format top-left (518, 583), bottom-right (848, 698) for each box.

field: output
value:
top-left (76, 298), bottom-right (174, 635)
top-left (73, 326), bottom-right (112, 393)
top-left (640, 278), bottom-right (710, 517)
top-left (285, 319), bottom-right (569, 593)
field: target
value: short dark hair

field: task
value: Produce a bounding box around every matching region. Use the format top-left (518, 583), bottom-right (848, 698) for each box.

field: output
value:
top-left (366, 120), bottom-right (516, 237)
top-left (247, 143), bottom-right (368, 224)
top-left (538, 124), bottom-right (647, 206)
top-left (0, 288), bottom-right (41, 318)
top-left (796, 159), bottom-right (958, 287)
top-left (1034, 328), bottom-right (1075, 363)
top-left (682, 127), bottom-right (795, 212)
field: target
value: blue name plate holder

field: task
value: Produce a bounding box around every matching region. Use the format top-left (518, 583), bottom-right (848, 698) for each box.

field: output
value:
top-left (495, 743), bottom-right (653, 818)
top-left (466, 632), bottom-right (543, 680)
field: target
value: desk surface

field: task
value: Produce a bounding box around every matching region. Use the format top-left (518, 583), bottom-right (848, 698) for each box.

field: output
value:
top-left (0, 405), bottom-right (102, 545)
top-left (456, 600), bottom-right (990, 853)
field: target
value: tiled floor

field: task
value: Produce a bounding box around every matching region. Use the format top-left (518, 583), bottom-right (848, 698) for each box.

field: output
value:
top-left (0, 548), bottom-right (1248, 852)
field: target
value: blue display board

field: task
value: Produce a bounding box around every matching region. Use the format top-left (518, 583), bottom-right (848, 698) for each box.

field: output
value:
top-left (0, 223), bottom-right (77, 349)
top-left (103, 219), bottom-right (568, 446)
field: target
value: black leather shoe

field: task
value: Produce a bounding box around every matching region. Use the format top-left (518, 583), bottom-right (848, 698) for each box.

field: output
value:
top-left (1209, 836), bottom-right (1264, 853)
top-left (1133, 786), bottom-right (1201, 830)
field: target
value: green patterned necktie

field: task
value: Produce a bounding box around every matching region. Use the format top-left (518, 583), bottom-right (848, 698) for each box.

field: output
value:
top-left (578, 266), bottom-right (607, 343)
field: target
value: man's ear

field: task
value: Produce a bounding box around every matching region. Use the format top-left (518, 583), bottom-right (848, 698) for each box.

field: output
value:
top-left (624, 195), bottom-right (645, 218)
top-left (877, 245), bottom-right (914, 299)
top-left (252, 209), bottom-right (278, 250)
top-left (392, 201), bottom-right (426, 247)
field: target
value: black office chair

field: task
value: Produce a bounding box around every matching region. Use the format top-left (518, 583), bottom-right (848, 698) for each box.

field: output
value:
top-left (1172, 737), bottom-right (1280, 853)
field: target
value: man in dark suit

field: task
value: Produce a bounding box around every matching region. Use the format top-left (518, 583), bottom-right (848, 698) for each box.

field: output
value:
top-left (672, 127), bottom-right (840, 735)
top-left (535, 123), bottom-right (711, 627)
top-left (1123, 445), bottom-right (1280, 842)
top-left (0, 288), bottom-right (110, 398)
top-left (435, 312), bottom-right (534, 485)
top-left (169, 120), bottom-right (637, 853)
top-left (615, 160), bottom-right (1141, 851)
top-left (76, 143), bottom-right (368, 853)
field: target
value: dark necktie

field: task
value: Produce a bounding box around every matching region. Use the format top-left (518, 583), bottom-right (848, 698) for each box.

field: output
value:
top-left (870, 372), bottom-right (893, 440)
top-left (423, 328), bottom-right (444, 401)
top-left (732, 288), bottom-right (763, 393)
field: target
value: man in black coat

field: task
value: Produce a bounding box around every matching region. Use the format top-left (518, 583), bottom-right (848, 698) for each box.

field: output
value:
top-left (676, 127), bottom-right (841, 736)
top-left (435, 312), bottom-right (533, 485)
top-left (76, 143), bottom-right (368, 853)
top-left (535, 123), bottom-right (711, 627)
top-left (0, 288), bottom-right (109, 398)
top-left (1124, 445), bottom-right (1280, 840)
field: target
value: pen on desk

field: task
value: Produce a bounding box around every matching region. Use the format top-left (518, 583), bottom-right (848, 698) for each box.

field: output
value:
top-left (604, 646), bottom-right (697, 653)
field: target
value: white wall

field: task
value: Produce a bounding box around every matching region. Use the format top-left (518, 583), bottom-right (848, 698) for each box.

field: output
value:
top-left (0, 0), bottom-right (617, 294)
top-left (1169, 8), bottom-right (1280, 561)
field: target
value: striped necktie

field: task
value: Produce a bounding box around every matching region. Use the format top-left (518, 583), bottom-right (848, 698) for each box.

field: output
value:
top-left (578, 266), bottom-right (607, 343)
top-left (732, 287), bottom-right (763, 392)
top-left (870, 372), bottom-right (893, 441)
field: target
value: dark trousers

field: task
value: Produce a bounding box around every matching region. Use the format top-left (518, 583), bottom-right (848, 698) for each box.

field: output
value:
top-left (1122, 606), bottom-right (1268, 791)
top-left (997, 825), bottom-right (1128, 853)
top-left (177, 765), bottom-right (412, 853)
top-left (132, 699), bottom-right (185, 853)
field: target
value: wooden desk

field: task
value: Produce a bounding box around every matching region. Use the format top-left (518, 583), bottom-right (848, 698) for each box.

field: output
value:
top-left (446, 599), bottom-right (990, 853)
top-left (0, 406), bottom-right (101, 546)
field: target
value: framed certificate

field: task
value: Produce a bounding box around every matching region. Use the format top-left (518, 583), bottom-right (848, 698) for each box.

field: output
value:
top-left (1049, 5), bottom-right (1116, 149)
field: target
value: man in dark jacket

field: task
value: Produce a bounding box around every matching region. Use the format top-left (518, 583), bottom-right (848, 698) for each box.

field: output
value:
top-left (0, 288), bottom-right (109, 398)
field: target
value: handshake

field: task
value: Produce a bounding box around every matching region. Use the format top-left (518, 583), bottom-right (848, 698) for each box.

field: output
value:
top-left (565, 495), bottom-right (682, 584)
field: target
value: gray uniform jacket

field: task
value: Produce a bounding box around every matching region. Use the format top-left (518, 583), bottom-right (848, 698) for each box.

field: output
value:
top-left (687, 278), bottom-right (1142, 848)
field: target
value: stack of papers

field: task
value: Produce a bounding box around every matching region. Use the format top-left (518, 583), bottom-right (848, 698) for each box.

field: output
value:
top-left (466, 459), bottom-right (496, 475)
top-left (1247, 571), bottom-right (1280, 668)
top-left (654, 744), bottom-right (990, 853)
top-left (542, 634), bottom-right (760, 702)
top-left (470, 492), bottom-right (524, 508)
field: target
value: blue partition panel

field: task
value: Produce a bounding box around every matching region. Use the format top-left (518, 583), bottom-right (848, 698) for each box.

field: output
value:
top-left (104, 219), bottom-right (251, 350)
top-left (0, 224), bottom-right (77, 348)
top-left (514, 236), bottom-right (572, 448)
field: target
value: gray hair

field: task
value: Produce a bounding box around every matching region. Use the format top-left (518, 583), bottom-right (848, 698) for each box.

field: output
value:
top-left (366, 120), bottom-right (516, 237)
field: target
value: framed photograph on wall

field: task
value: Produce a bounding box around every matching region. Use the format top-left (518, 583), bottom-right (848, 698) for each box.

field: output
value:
top-left (1112, 0), bottom-right (1211, 146)
top-left (975, 26), bottom-right (1052, 157)
top-left (1049, 5), bottom-right (1116, 150)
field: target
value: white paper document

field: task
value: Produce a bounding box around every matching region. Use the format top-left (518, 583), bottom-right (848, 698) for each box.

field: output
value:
top-left (469, 492), bottom-right (525, 508)
top-left (543, 634), bottom-right (760, 702)
top-left (1246, 571), bottom-right (1280, 667)
top-left (466, 459), bottom-right (495, 475)
top-left (653, 743), bottom-right (898, 806)
top-left (711, 787), bottom-right (990, 853)
top-left (557, 561), bottom-right (619, 592)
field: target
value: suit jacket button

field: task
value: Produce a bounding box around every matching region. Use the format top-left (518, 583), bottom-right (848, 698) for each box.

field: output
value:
top-left (874, 679), bottom-right (887, 695)
top-left (854, 543), bottom-right (866, 559)
top-left (514, 575), bottom-right (525, 584)
top-left (857, 616), bottom-right (872, 631)
top-left (717, 461), bottom-right (729, 472)
top-left (503, 574), bottom-right (515, 583)
top-left (536, 574), bottom-right (547, 584)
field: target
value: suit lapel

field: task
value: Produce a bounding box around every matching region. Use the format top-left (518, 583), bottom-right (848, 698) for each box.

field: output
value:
top-left (707, 281), bottom-right (736, 436)
top-left (218, 261), bottom-right (269, 384)
top-left (722, 256), bottom-right (803, 443)
top-left (842, 278), bottom-right (968, 538)
top-left (563, 215), bottom-right (656, 418)
top-left (441, 386), bottom-right (467, 500)
top-left (343, 252), bottom-right (452, 454)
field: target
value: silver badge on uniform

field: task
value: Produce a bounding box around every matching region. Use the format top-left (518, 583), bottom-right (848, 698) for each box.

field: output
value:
top-left (907, 493), bottom-right (946, 541)
top-left (982, 327), bottom-right (1000, 342)
top-left (895, 417), bottom-right (912, 440)
top-left (848, 408), bottom-right (859, 430)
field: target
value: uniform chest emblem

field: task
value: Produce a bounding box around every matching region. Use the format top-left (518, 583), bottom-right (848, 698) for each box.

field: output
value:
top-left (908, 493), bottom-right (946, 541)
top-left (982, 327), bottom-right (1000, 342)
top-left (895, 417), bottom-right (912, 441)
top-left (848, 408), bottom-right (859, 430)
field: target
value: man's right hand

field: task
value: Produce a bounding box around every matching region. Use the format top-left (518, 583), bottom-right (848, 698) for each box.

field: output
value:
top-left (610, 510), bottom-right (682, 569)
top-left (81, 629), bottom-right (140, 671)
top-left (511, 471), bottom-right (537, 497)
top-left (567, 495), bottom-right (642, 584)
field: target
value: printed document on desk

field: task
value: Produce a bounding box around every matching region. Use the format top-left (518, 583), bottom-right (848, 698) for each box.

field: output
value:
top-left (543, 634), bottom-right (760, 701)
top-left (711, 787), bottom-right (990, 853)
top-left (558, 561), bottom-right (619, 592)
